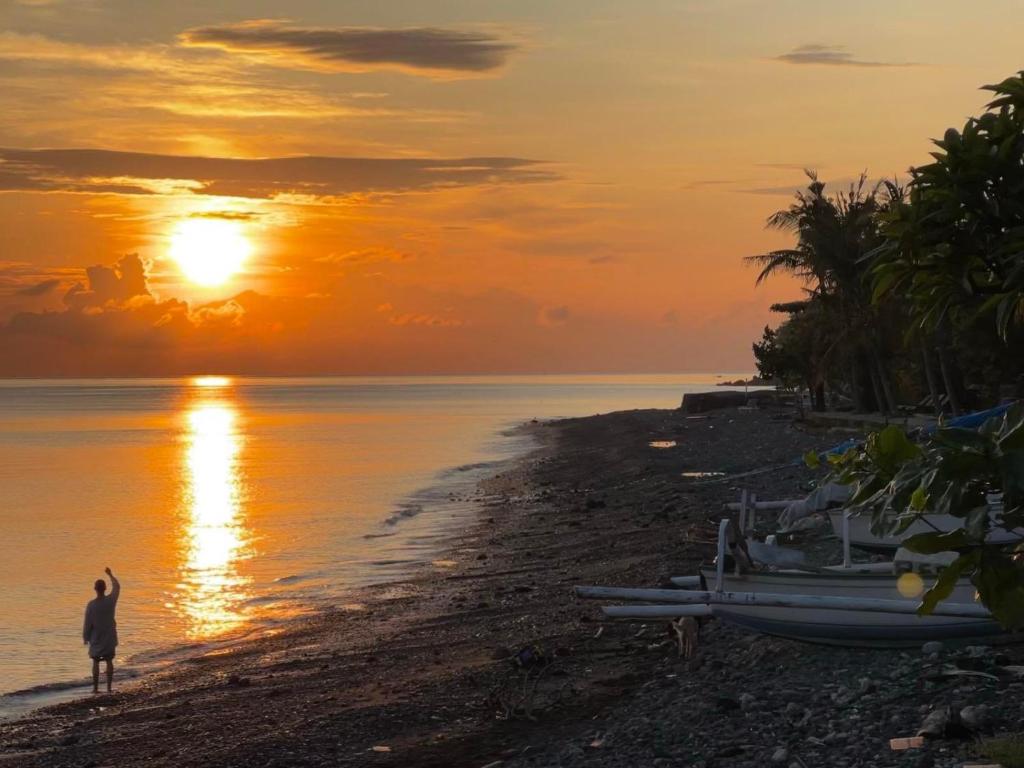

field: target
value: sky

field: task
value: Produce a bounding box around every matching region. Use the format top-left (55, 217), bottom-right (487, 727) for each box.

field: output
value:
top-left (0, 0), bottom-right (1021, 376)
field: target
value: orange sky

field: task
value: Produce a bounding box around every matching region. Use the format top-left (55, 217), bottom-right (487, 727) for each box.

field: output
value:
top-left (1, 0), bottom-right (1021, 376)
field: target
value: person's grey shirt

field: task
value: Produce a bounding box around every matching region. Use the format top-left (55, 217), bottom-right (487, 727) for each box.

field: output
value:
top-left (83, 579), bottom-right (120, 659)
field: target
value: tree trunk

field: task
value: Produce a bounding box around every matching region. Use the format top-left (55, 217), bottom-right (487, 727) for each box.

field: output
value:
top-left (869, 343), bottom-right (897, 414)
top-left (849, 356), bottom-right (869, 412)
top-left (935, 320), bottom-right (964, 416)
top-left (920, 339), bottom-right (943, 416)
top-left (813, 382), bottom-right (826, 412)
top-left (867, 358), bottom-right (887, 415)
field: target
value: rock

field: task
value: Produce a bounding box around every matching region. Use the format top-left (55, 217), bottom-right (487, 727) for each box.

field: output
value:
top-left (857, 677), bottom-right (878, 695)
top-left (771, 746), bottom-right (789, 764)
top-left (714, 696), bottom-right (741, 712)
top-left (918, 709), bottom-right (948, 738)
top-left (959, 705), bottom-right (988, 731)
top-left (680, 391), bottom-right (746, 413)
top-left (917, 706), bottom-right (972, 740)
top-left (921, 641), bottom-right (943, 656)
top-left (965, 645), bottom-right (991, 658)
top-left (739, 693), bottom-right (757, 710)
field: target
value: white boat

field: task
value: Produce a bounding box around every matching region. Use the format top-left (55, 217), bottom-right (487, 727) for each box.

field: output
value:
top-left (827, 506), bottom-right (1023, 553)
top-left (696, 565), bottom-right (1002, 646)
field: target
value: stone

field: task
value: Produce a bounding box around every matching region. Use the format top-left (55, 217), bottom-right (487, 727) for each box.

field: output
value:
top-left (857, 677), bottom-right (878, 695)
top-left (771, 746), bottom-right (789, 764)
top-left (959, 705), bottom-right (988, 731)
top-left (739, 693), bottom-right (757, 710)
top-left (921, 641), bottom-right (943, 656)
top-left (714, 696), bottom-right (741, 712)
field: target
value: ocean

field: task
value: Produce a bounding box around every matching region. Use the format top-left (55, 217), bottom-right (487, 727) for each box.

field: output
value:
top-left (0, 374), bottom-right (751, 717)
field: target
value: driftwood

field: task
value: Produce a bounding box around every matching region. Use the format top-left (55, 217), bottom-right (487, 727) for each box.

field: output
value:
top-left (670, 617), bottom-right (700, 658)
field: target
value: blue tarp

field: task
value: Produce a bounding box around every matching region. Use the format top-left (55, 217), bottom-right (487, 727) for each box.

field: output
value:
top-left (815, 401), bottom-right (1015, 462)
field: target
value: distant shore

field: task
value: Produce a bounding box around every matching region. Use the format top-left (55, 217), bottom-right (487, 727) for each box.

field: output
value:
top-left (3, 405), bottom-right (1021, 768)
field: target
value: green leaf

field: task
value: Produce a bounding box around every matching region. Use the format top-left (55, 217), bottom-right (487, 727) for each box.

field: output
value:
top-left (974, 551), bottom-right (1024, 629)
top-left (918, 552), bottom-right (976, 616)
top-left (904, 529), bottom-right (971, 555)
top-left (910, 486), bottom-right (929, 511)
top-left (804, 450), bottom-right (820, 469)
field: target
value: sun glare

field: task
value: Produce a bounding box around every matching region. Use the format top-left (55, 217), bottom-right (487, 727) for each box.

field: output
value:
top-left (169, 218), bottom-right (252, 287)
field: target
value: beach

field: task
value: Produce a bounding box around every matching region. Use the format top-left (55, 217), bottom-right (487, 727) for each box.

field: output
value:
top-left (3, 405), bottom-right (1023, 768)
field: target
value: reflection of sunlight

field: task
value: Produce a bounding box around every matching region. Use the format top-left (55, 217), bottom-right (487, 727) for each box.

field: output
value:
top-left (193, 376), bottom-right (231, 388)
top-left (177, 402), bottom-right (251, 639)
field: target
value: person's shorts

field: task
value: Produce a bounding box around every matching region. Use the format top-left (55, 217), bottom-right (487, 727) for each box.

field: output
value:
top-left (90, 654), bottom-right (115, 661)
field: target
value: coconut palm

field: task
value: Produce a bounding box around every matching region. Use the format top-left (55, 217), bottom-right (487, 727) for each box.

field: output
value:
top-left (746, 173), bottom-right (898, 412)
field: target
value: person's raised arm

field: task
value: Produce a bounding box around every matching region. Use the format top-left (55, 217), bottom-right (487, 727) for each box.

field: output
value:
top-left (105, 567), bottom-right (120, 601)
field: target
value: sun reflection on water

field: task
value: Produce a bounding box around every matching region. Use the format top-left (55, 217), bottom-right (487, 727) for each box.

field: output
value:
top-left (177, 398), bottom-right (252, 639)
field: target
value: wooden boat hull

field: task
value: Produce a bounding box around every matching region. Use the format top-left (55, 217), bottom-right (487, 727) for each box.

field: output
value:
top-left (699, 567), bottom-right (1004, 647)
top-left (827, 510), bottom-right (1022, 553)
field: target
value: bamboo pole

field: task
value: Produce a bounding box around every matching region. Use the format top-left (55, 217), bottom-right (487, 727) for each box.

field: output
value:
top-left (602, 605), bottom-right (712, 619)
top-left (725, 500), bottom-right (799, 511)
top-left (573, 586), bottom-right (993, 619)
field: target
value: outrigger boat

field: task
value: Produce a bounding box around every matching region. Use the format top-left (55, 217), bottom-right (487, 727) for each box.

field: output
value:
top-left (692, 561), bottom-right (999, 646)
top-left (826, 504), bottom-right (1022, 554)
top-left (575, 519), bottom-right (1014, 648)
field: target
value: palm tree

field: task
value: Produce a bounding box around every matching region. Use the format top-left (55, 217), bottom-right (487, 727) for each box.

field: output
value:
top-left (747, 173), bottom-right (897, 412)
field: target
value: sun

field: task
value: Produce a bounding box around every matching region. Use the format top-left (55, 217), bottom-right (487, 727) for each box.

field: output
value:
top-left (169, 218), bottom-right (252, 287)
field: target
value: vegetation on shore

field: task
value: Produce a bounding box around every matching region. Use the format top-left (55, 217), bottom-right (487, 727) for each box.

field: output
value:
top-left (755, 71), bottom-right (1024, 626)
top-left (749, 71), bottom-right (1024, 416)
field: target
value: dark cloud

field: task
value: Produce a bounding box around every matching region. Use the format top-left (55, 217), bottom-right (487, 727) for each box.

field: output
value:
top-left (773, 45), bottom-right (917, 68)
top-left (0, 147), bottom-right (554, 201)
top-left (15, 278), bottom-right (60, 296)
top-left (537, 305), bottom-right (570, 327)
top-left (63, 254), bottom-right (149, 310)
top-left (180, 20), bottom-right (517, 76)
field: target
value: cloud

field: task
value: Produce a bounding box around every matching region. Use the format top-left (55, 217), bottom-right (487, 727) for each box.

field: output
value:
top-left (15, 278), bottom-right (60, 296)
top-left (180, 20), bottom-right (517, 78)
top-left (62, 254), bottom-right (149, 310)
top-left (0, 148), bottom-right (555, 202)
top-left (537, 305), bottom-right (570, 327)
top-left (773, 45), bottom-right (917, 68)
top-left (387, 312), bottom-right (464, 328)
top-left (316, 248), bottom-right (412, 265)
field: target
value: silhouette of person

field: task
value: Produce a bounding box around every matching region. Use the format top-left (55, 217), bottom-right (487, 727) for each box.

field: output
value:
top-left (83, 567), bottom-right (120, 693)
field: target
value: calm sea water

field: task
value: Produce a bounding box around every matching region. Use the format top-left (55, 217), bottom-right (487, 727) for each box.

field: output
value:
top-left (0, 374), bottom-right (750, 716)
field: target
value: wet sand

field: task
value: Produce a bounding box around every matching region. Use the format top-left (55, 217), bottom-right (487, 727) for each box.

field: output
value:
top-left (3, 406), bottom-right (1020, 767)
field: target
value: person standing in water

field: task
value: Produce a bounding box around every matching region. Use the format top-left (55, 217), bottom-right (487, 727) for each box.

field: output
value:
top-left (83, 567), bottom-right (120, 693)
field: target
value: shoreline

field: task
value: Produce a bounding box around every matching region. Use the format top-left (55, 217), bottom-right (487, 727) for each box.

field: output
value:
top-left (0, 422), bottom-right (541, 722)
top-left (3, 406), bottom-right (1022, 768)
